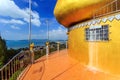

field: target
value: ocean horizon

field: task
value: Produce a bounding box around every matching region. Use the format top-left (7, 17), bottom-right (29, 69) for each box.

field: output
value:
top-left (6, 39), bottom-right (66, 49)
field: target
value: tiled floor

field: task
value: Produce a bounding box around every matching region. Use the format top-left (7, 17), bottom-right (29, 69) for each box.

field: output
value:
top-left (20, 49), bottom-right (120, 80)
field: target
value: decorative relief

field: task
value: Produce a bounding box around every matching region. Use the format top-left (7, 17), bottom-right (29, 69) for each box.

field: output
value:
top-left (85, 22), bottom-right (88, 26)
top-left (88, 21), bottom-right (92, 26)
top-left (115, 14), bottom-right (120, 20)
top-left (91, 20), bottom-right (96, 25)
top-left (78, 24), bottom-right (81, 28)
top-left (81, 24), bottom-right (84, 27)
top-left (96, 19), bottom-right (101, 24)
top-left (102, 18), bottom-right (108, 22)
top-left (108, 16), bottom-right (114, 21)
top-left (69, 14), bottom-right (120, 31)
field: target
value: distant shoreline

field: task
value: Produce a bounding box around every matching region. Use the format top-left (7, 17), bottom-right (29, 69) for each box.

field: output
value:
top-left (6, 39), bottom-right (66, 49)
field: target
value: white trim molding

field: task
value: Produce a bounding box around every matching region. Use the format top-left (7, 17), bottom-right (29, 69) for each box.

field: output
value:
top-left (68, 13), bottom-right (120, 31)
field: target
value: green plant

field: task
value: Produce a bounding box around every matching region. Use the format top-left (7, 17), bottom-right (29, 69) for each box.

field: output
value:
top-left (0, 36), bottom-right (7, 68)
top-left (9, 68), bottom-right (23, 80)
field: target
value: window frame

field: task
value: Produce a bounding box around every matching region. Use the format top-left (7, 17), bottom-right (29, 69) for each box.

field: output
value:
top-left (85, 24), bottom-right (109, 42)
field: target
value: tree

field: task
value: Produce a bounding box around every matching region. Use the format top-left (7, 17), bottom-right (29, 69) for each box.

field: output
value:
top-left (0, 36), bottom-right (7, 68)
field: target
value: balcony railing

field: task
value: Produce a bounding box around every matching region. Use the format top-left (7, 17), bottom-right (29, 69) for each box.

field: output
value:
top-left (0, 41), bottom-right (67, 80)
top-left (0, 50), bottom-right (31, 80)
top-left (93, 0), bottom-right (120, 18)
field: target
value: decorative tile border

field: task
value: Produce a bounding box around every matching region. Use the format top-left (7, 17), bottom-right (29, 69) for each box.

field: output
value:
top-left (115, 14), bottom-right (120, 20)
top-left (69, 14), bottom-right (120, 31)
top-left (108, 16), bottom-right (114, 22)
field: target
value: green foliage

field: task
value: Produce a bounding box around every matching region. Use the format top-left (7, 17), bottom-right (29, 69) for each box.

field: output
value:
top-left (60, 44), bottom-right (66, 50)
top-left (0, 36), bottom-right (7, 68)
top-left (34, 49), bottom-right (46, 60)
top-left (5, 49), bottom-right (21, 63)
top-left (9, 68), bottom-right (23, 80)
top-left (49, 42), bottom-right (57, 45)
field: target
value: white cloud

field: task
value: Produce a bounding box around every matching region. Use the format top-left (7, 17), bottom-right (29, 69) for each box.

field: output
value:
top-left (11, 26), bottom-right (20, 30)
top-left (49, 27), bottom-right (67, 40)
top-left (39, 18), bottom-right (67, 40)
top-left (0, 19), bottom-right (25, 25)
top-left (33, 2), bottom-right (38, 7)
top-left (23, 0), bottom-right (38, 7)
top-left (24, 9), bottom-right (41, 27)
top-left (0, 0), bottom-right (41, 27)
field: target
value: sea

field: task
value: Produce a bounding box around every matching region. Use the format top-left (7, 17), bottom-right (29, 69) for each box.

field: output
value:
top-left (6, 39), bottom-right (66, 49)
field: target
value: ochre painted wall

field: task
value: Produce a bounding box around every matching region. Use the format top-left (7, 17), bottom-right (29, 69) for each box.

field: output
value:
top-left (68, 14), bottom-right (120, 75)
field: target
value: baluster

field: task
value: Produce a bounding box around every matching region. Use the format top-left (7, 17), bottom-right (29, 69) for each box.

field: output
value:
top-left (20, 58), bottom-right (21, 69)
top-left (18, 57), bottom-right (20, 69)
top-left (16, 57), bottom-right (18, 71)
top-left (12, 59), bottom-right (15, 79)
top-left (106, 6), bottom-right (108, 13)
top-left (18, 56), bottom-right (20, 70)
top-left (116, 0), bottom-right (118, 10)
top-left (15, 58), bottom-right (17, 72)
top-left (5, 67), bottom-right (7, 80)
top-left (13, 59), bottom-right (15, 80)
top-left (14, 59), bottom-right (16, 79)
top-left (11, 61), bottom-right (13, 79)
top-left (15, 58), bottom-right (17, 78)
top-left (1, 70), bottom-right (4, 80)
top-left (16, 57), bottom-right (19, 78)
top-left (111, 2), bottom-right (113, 12)
top-left (8, 64), bottom-right (10, 79)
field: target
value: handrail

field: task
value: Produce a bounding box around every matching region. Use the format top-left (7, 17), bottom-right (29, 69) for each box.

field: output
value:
top-left (0, 50), bottom-right (31, 80)
top-left (0, 51), bottom-right (23, 71)
top-left (93, 0), bottom-right (120, 18)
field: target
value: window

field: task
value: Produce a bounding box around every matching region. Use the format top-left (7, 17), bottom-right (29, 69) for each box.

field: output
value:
top-left (85, 25), bottom-right (109, 41)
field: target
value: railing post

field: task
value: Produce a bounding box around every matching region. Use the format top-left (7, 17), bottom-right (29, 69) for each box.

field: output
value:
top-left (57, 42), bottom-right (60, 51)
top-left (66, 41), bottom-right (68, 49)
top-left (46, 42), bottom-right (49, 56)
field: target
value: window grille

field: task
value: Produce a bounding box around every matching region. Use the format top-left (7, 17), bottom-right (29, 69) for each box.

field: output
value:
top-left (85, 25), bottom-right (109, 41)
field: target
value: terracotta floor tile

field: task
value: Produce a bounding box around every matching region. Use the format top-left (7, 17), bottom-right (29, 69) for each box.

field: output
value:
top-left (20, 49), bottom-right (120, 80)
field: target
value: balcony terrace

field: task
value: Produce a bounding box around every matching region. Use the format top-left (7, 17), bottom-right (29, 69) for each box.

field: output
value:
top-left (19, 49), bottom-right (120, 80)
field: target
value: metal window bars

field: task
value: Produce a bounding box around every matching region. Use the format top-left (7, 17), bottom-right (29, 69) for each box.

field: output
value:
top-left (93, 0), bottom-right (120, 18)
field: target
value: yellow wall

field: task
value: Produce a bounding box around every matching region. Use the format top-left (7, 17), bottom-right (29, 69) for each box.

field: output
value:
top-left (68, 14), bottom-right (120, 75)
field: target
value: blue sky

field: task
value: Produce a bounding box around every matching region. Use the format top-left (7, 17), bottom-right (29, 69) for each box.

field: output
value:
top-left (0, 0), bottom-right (67, 40)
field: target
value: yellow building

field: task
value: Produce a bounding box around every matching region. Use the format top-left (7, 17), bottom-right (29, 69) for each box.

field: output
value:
top-left (54, 0), bottom-right (120, 75)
